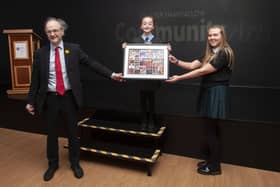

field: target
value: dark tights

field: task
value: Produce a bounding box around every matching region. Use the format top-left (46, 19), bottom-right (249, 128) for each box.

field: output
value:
top-left (201, 118), bottom-right (221, 166)
top-left (140, 90), bottom-right (155, 123)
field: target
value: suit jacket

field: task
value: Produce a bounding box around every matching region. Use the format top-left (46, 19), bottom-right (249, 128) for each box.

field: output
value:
top-left (27, 42), bottom-right (113, 113)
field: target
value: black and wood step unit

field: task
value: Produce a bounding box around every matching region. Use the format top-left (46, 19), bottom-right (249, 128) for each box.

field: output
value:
top-left (78, 111), bottom-right (166, 176)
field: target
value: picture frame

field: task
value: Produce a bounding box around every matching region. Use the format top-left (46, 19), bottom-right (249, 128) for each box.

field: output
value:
top-left (123, 43), bottom-right (169, 80)
top-left (13, 41), bottom-right (29, 59)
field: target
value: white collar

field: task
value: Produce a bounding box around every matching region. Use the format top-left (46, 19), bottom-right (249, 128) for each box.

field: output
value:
top-left (51, 41), bottom-right (64, 50)
top-left (212, 47), bottom-right (220, 54)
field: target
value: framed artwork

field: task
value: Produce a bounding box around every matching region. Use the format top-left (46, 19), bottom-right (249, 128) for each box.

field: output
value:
top-left (123, 43), bottom-right (169, 80)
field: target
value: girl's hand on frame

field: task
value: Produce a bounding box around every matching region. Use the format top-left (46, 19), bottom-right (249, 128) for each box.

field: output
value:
top-left (122, 42), bottom-right (127, 49)
top-left (165, 75), bottom-right (180, 83)
top-left (167, 43), bottom-right (172, 52)
top-left (168, 55), bottom-right (179, 64)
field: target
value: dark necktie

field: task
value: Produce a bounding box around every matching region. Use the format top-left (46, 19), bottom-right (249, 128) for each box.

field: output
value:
top-left (55, 47), bottom-right (65, 95)
top-left (145, 37), bottom-right (149, 42)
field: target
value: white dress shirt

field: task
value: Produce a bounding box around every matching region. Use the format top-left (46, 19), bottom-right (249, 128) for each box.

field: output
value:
top-left (48, 41), bottom-right (71, 92)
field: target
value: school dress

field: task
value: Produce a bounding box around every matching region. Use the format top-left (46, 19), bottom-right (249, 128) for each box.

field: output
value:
top-left (197, 49), bottom-right (232, 174)
top-left (197, 49), bottom-right (232, 119)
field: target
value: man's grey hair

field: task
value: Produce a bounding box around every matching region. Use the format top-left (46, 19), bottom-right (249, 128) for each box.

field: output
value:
top-left (45, 17), bottom-right (68, 31)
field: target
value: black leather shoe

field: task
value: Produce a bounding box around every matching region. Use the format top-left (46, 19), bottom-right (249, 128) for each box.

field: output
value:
top-left (197, 161), bottom-right (208, 168)
top-left (71, 165), bottom-right (84, 179)
top-left (197, 164), bottom-right (221, 175)
top-left (43, 166), bottom-right (58, 181)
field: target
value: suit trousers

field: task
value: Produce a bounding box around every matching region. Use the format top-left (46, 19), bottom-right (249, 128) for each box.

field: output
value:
top-left (43, 91), bottom-right (80, 167)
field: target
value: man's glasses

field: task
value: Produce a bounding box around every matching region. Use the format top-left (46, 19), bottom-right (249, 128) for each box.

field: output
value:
top-left (46, 29), bottom-right (61, 35)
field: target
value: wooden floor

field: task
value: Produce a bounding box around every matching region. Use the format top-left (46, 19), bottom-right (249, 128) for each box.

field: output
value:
top-left (0, 128), bottom-right (279, 187)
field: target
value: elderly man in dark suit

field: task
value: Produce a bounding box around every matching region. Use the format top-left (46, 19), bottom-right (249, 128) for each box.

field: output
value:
top-left (25, 17), bottom-right (123, 181)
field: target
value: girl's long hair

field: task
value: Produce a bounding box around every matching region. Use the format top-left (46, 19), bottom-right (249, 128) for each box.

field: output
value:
top-left (202, 25), bottom-right (234, 69)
